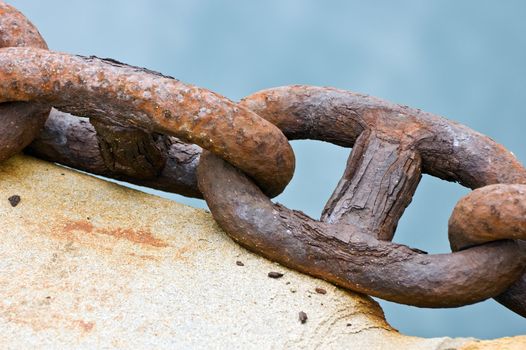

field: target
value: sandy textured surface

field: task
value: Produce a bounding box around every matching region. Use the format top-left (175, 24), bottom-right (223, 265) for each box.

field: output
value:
top-left (0, 155), bottom-right (523, 349)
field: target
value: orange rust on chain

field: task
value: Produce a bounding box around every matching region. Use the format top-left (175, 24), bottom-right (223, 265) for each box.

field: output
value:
top-left (449, 184), bottom-right (526, 316)
top-left (449, 184), bottom-right (526, 251)
top-left (27, 111), bottom-right (204, 198)
top-left (0, 2), bottom-right (47, 49)
top-left (0, 47), bottom-right (294, 197)
top-left (0, 1), bottom-right (50, 162)
top-left (237, 86), bottom-right (526, 240)
top-left (29, 86), bottom-right (526, 201)
top-left (2, 3), bottom-right (525, 318)
top-left (21, 81), bottom-right (526, 314)
top-left (239, 86), bottom-right (526, 188)
top-left (198, 85), bottom-right (526, 313)
top-left (0, 1), bottom-right (175, 182)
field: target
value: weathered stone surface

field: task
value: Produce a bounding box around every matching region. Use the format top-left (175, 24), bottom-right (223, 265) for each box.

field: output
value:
top-left (0, 155), bottom-right (524, 349)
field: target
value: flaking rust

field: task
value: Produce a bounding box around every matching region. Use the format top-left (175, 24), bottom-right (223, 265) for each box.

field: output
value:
top-left (0, 47), bottom-right (295, 197)
top-left (0, 1), bottom-right (49, 162)
top-left (0, 3), bottom-right (294, 199)
top-left (449, 184), bottom-right (526, 316)
top-left (198, 86), bottom-right (526, 315)
top-left (0, 1), bottom-right (174, 181)
top-left (27, 111), bottom-right (204, 198)
top-left (1, 2), bottom-right (524, 318)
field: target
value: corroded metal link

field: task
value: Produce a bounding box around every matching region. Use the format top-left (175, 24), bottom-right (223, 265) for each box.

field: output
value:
top-left (0, 1), bottom-right (175, 185)
top-left (28, 86), bottom-right (526, 201)
top-left (0, 47), bottom-right (295, 197)
top-left (238, 86), bottom-right (526, 239)
top-left (197, 85), bottom-right (526, 310)
top-left (90, 118), bottom-right (169, 180)
top-left (449, 184), bottom-right (526, 316)
top-left (2, 2), bottom-right (524, 315)
top-left (0, 2), bottom-right (47, 49)
top-left (34, 86), bottom-right (521, 232)
top-left (0, 1), bottom-right (50, 162)
top-left (239, 86), bottom-right (526, 191)
top-left (23, 84), bottom-right (526, 310)
top-left (27, 109), bottom-right (202, 198)
top-left (198, 152), bottom-right (523, 307)
top-left (449, 185), bottom-right (526, 251)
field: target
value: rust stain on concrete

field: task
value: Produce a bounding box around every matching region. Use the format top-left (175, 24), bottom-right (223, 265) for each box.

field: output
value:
top-left (172, 244), bottom-right (193, 262)
top-left (2, 156), bottom-right (524, 349)
top-left (63, 221), bottom-right (94, 234)
top-left (128, 252), bottom-right (159, 261)
top-left (61, 220), bottom-right (168, 248)
top-left (73, 319), bottom-right (95, 333)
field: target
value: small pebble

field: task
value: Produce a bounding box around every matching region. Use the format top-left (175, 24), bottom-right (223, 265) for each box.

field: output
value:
top-left (299, 311), bottom-right (308, 324)
top-left (8, 195), bottom-right (21, 207)
top-left (268, 271), bottom-right (284, 279)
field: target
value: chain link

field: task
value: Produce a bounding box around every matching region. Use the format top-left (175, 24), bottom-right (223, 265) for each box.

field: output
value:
top-left (1, 1), bottom-right (524, 317)
top-left (0, 1), bottom-right (49, 162)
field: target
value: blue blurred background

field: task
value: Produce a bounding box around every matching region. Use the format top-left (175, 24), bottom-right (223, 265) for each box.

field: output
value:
top-left (10, 0), bottom-right (526, 338)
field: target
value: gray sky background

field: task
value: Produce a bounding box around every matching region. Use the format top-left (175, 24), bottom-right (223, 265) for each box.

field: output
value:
top-left (9, 0), bottom-right (526, 338)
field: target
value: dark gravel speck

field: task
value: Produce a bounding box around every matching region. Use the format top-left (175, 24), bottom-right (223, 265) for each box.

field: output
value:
top-left (8, 195), bottom-right (21, 207)
top-left (268, 271), bottom-right (284, 279)
top-left (299, 311), bottom-right (308, 324)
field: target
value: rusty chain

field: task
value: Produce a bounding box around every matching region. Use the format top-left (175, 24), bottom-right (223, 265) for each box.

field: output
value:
top-left (1, 2), bottom-right (524, 318)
